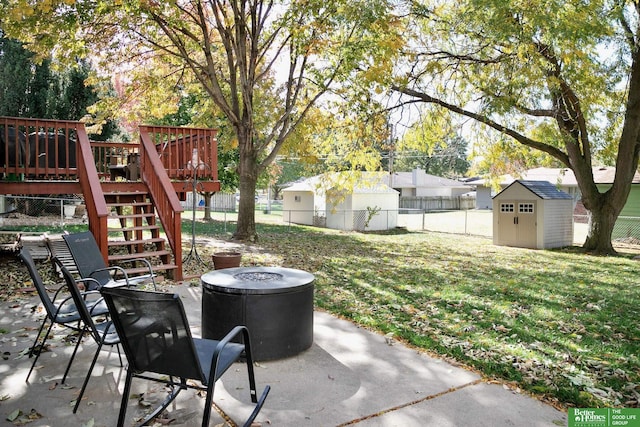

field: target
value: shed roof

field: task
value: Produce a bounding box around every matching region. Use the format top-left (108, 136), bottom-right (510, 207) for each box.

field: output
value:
top-left (494, 180), bottom-right (573, 200)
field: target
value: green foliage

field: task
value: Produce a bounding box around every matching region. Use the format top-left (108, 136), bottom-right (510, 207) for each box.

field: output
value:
top-left (0, 35), bottom-right (51, 118)
top-left (0, 33), bottom-right (121, 139)
top-left (391, 0), bottom-right (640, 253)
top-left (394, 109), bottom-right (471, 177)
top-left (0, 0), bottom-right (404, 240)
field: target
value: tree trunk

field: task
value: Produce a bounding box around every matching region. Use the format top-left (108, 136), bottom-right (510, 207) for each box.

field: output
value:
top-left (234, 173), bottom-right (257, 240)
top-left (233, 131), bottom-right (259, 241)
top-left (580, 185), bottom-right (620, 254)
top-left (202, 192), bottom-right (213, 222)
top-left (583, 204), bottom-right (617, 254)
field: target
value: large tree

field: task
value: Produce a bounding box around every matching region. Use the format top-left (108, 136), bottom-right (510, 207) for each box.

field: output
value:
top-left (1, 0), bottom-right (396, 241)
top-left (391, 0), bottom-right (640, 254)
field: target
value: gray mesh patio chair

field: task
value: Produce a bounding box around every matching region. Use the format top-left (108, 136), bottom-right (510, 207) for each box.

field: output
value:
top-left (53, 257), bottom-right (123, 414)
top-left (100, 286), bottom-right (270, 427)
top-left (63, 231), bottom-right (156, 290)
top-left (18, 248), bottom-right (109, 383)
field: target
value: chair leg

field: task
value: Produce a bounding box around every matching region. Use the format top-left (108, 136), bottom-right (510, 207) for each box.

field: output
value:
top-left (242, 385), bottom-right (270, 427)
top-left (73, 340), bottom-right (105, 413)
top-left (25, 318), bottom-right (54, 382)
top-left (116, 343), bottom-right (123, 367)
top-left (27, 317), bottom-right (49, 358)
top-left (139, 378), bottom-right (184, 426)
top-left (116, 369), bottom-right (134, 427)
top-left (62, 329), bottom-right (85, 384)
top-left (202, 380), bottom-right (216, 427)
top-left (240, 339), bottom-right (270, 427)
top-left (241, 351), bottom-right (270, 427)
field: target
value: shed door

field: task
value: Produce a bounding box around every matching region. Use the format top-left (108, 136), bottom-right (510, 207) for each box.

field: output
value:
top-left (516, 202), bottom-right (537, 248)
top-left (498, 201), bottom-right (537, 248)
top-left (498, 202), bottom-right (519, 246)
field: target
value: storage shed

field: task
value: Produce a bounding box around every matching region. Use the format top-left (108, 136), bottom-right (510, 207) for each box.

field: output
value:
top-left (492, 180), bottom-right (573, 249)
top-left (282, 172), bottom-right (399, 231)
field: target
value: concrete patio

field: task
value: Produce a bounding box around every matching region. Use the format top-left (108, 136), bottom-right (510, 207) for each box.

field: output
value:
top-left (1, 283), bottom-right (568, 426)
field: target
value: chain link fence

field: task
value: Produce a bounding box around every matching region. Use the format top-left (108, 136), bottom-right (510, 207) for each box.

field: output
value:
top-left (3, 195), bottom-right (640, 248)
top-left (0, 195), bottom-right (87, 228)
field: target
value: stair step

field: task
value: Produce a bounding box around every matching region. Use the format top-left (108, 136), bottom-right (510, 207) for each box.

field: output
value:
top-left (111, 213), bottom-right (156, 220)
top-left (109, 250), bottom-right (171, 263)
top-left (104, 191), bottom-right (149, 197)
top-left (108, 238), bottom-right (165, 247)
top-left (107, 225), bottom-right (159, 233)
top-left (107, 202), bottom-right (153, 208)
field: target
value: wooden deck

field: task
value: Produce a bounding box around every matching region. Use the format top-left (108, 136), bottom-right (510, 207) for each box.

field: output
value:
top-left (0, 117), bottom-right (221, 281)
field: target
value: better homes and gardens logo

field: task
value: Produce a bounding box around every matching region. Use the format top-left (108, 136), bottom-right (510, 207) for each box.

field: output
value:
top-left (570, 409), bottom-right (608, 427)
top-left (568, 408), bottom-right (640, 427)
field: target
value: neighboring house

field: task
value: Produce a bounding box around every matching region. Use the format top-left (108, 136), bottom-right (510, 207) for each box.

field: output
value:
top-left (468, 167), bottom-right (640, 211)
top-left (384, 168), bottom-right (474, 211)
top-left (385, 168), bottom-right (472, 197)
top-left (282, 173), bottom-right (399, 231)
top-left (493, 180), bottom-right (573, 249)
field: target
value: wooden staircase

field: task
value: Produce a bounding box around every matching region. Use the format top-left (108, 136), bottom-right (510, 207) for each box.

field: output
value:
top-left (0, 118), bottom-right (221, 283)
top-left (103, 189), bottom-right (178, 279)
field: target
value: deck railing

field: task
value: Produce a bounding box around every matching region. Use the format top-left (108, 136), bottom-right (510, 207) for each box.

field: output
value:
top-left (76, 126), bottom-right (110, 259)
top-left (1, 117), bottom-right (220, 280)
top-left (139, 126), bottom-right (185, 280)
top-left (0, 117), bottom-right (111, 261)
top-left (0, 116), bottom-right (80, 178)
top-left (142, 125), bottom-right (218, 181)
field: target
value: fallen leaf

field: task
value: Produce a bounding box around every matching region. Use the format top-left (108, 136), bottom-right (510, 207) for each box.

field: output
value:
top-left (6, 409), bottom-right (21, 422)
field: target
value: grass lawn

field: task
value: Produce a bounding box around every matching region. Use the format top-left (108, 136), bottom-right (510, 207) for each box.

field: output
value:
top-left (234, 226), bottom-right (640, 410)
top-left (5, 214), bottom-right (639, 409)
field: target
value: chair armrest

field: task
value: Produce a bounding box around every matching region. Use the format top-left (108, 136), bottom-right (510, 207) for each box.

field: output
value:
top-left (210, 325), bottom-right (251, 377)
top-left (76, 277), bottom-right (104, 292)
top-left (51, 294), bottom-right (76, 318)
top-left (51, 284), bottom-right (68, 303)
top-left (91, 259), bottom-right (157, 290)
top-left (90, 265), bottom-right (130, 283)
top-left (115, 258), bottom-right (157, 289)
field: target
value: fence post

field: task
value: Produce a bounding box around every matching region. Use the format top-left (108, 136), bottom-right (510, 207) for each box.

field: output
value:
top-left (465, 210), bottom-right (468, 235)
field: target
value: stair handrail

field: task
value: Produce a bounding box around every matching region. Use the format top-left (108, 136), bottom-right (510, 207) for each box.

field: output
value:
top-left (75, 125), bottom-right (110, 260)
top-left (138, 125), bottom-right (183, 281)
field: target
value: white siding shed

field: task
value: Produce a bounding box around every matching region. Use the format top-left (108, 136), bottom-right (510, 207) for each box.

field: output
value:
top-left (492, 180), bottom-right (573, 249)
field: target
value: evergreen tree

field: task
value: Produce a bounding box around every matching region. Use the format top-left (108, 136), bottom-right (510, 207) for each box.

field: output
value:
top-left (0, 34), bottom-right (50, 117)
top-left (0, 34), bottom-right (119, 140)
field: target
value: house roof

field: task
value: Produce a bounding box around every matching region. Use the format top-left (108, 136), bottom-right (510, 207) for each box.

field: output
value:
top-left (494, 180), bottom-right (573, 200)
top-left (282, 172), bottom-right (398, 194)
top-left (281, 176), bottom-right (323, 192)
top-left (385, 170), bottom-right (471, 189)
top-left (469, 166), bottom-right (640, 187)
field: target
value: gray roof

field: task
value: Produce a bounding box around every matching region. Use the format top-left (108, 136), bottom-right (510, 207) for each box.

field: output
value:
top-left (282, 172), bottom-right (398, 194)
top-left (495, 180), bottom-right (573, 200)
top-left (468, 166), bottom-right (640, 187)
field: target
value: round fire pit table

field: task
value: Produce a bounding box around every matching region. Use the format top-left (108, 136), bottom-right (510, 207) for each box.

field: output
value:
top-left (201, 267), bottom-right (315, 361)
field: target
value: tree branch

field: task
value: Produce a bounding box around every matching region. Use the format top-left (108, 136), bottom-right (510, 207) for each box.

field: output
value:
top-left (392, 85), bottom-right (570, 165)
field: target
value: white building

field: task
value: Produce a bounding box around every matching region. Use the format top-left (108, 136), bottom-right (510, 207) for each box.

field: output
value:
top-left (282, 173), bottom-right (399, 231)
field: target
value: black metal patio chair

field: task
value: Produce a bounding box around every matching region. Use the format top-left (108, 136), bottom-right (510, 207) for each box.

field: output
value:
top-left (53, 257), bottom-right (123, 414)
top-left (17, 248), bottom-right (109, 383)
top-left (63, 231), bottom-right (156, 290)
top-left (100, 286), bottom-right (270, 427)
